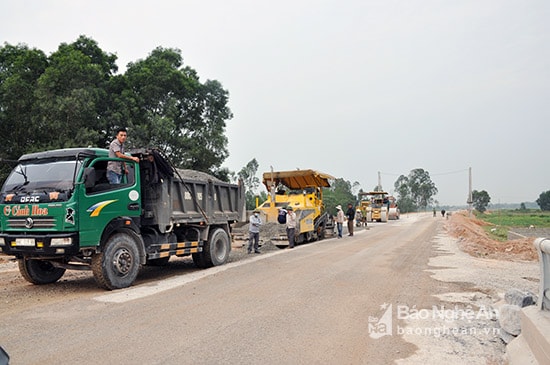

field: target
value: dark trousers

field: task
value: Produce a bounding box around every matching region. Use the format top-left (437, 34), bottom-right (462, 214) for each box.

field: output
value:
top-left (286, 227), bottom-right (296, 248)
top-left (248, 232), bottom-right (259, 252)
top-left (347, 220), bottom-right (354, 236)
top-left (337, 223), bottom-right (343, 238)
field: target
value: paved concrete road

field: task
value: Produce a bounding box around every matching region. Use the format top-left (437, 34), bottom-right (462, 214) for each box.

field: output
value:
top-left (0, 214), bottom-right (455, 364)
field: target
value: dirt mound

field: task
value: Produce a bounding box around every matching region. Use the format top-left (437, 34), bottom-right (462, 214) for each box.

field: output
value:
top-left (445, 211), bottom-right (538, 261)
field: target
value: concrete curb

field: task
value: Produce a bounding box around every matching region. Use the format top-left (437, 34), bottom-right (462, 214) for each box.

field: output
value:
top-left (507, 305), bottom-right (550, 364)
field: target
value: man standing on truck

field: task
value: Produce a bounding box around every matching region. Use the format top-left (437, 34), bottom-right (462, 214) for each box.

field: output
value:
top-left (107, 127), bottom-right (140, 184)
top-left (248, 209), bottom-right (262, 254)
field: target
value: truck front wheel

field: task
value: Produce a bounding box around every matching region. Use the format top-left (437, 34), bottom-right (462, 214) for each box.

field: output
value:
top-left (18, 258), bottom-right (66, 285)
top-left (92, 233), bottom-right (140, 290)
top-left (192, 228), bottom-right (230, 268)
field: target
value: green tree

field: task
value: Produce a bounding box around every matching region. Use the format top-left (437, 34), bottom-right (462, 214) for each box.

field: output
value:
top-left (536, 190), bottom-right (550, 211)
top-left (34, 36), bottom-right (117, 150)
top-left (0, 43), bottom-right (49, 181)
top-left (0, 43), bottom-right (48, 159)
top-left (124, 47), bottom-right (232, 173)
top-left (323, 178), bottom-right (356, 214)
top-left (0, 36), bottom-right (234, 183)
top-left (472, 190), bottom-right (491, 213)
top-left (238, 159), bottom-right (261, 210)
top-left (393, 169), bottom-right (437, 212)
top-left (394, 175), bottom-right (414, 213)
top-left (408, 168), bottom-right (438, 209)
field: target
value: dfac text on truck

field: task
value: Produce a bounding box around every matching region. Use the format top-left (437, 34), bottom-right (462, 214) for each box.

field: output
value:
top-left (0, 147), bottom-right (245, 290)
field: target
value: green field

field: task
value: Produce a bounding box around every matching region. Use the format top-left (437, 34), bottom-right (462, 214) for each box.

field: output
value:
top-left (475, 210), bottom-right (550, 241)
top-left (476, 210), bottom-right (550, 227)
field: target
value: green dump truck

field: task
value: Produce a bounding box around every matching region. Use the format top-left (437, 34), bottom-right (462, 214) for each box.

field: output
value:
top-left (0, 147), bottom-right (245, 290)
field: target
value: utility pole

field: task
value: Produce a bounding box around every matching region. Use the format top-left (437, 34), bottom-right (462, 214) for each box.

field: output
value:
top-left (467, 167), bottom-right (473, 217)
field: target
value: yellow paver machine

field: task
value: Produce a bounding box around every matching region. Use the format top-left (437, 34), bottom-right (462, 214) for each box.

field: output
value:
top-left (257, 169), bottom-right (335, 248)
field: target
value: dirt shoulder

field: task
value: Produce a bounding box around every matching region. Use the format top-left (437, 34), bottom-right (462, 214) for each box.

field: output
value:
top-left (445, 211), bottom-right (538, 261)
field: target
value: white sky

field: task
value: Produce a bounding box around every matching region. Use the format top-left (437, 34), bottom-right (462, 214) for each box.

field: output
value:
top-left (2, 0), bottom-right (549, 206)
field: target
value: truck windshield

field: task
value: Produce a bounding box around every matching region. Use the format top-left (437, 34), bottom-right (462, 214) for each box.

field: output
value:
top-left (1, 160), bottom-right (81, 194)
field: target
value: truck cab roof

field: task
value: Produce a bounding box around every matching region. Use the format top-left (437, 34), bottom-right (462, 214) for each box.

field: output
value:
top-left (19, 148), bottom-right (107, 162)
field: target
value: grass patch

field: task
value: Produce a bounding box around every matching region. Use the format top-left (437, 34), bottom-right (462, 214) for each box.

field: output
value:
top-left (481, 226), bottom-right (508, 241)
top-left (475, 209), bottom-right (550, 241)
top-left (475, 209), bottom-right (550, 228)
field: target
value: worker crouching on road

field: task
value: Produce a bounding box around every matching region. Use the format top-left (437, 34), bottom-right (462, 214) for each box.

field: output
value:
top-left (248, 209), bottom-right (262, 254)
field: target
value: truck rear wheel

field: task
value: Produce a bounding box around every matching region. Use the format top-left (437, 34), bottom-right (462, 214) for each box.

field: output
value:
top-left (192, 228), bottom-right (230, 268)
top-left (92, 233), bottom-right (140, 290)
top-left (18, 258), bottom-right (66, 285)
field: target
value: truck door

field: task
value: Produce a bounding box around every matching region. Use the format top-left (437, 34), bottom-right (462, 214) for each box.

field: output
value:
top-left (78, 158), bottom-right (141, 248)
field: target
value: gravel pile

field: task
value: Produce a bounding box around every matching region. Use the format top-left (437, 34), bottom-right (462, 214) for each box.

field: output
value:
top-left (229, 221), bottom-right (289, 262)
top-left (175, 168), bottom-right (224, 183)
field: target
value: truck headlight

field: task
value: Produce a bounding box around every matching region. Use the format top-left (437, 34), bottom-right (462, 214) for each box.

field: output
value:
top-left (50, 237), bottom-right (72, 246)
top-left (0, 238), bottom-right (4, 246)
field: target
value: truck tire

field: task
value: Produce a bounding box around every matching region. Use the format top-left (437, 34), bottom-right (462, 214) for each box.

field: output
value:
top-left (18, 258), bottom-right (65, 285)
top-left (192, 252), bottom-right (207, 268)
top-left (193, 228), bottom-right (230, 268)
top-left (92, 233), bottom-right (141, 290)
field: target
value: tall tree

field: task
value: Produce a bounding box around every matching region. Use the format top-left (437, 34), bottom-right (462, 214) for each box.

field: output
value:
top-left (33, 35), bottom-right (118, 150)
top-left (0, 36), bottom-right (234, 182)
top-left (472, 190), bottom-right (491, 213)
top-left (238, 159), bottom-right (261, 210)
top-left (393, 175), bottom-right (413, 213)
top-left (124, 47), bottom-right (232, 173)
top-left (536, 190), bottom-right (550, 211)
top-left (408, 168), bottom-right (438, 209)
top-left (0, 43), bottom-right (48, 158)
top-left (394, 169), bottom-right (437, 212)
top-left (323, 178), bottom-right (356, 214)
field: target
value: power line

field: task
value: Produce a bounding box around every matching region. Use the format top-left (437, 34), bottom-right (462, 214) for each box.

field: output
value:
top-left (430, 168), bottom-right (469, 176)
top-left (380, 168), bottom-right (469, 177)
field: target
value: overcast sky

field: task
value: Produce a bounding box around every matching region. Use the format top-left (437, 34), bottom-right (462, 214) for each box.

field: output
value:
top-left (2, 0), bottom-right (549, 206)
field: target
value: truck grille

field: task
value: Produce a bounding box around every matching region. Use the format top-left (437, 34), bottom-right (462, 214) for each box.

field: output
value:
top-left (8, 217), bottom-right (56, 229)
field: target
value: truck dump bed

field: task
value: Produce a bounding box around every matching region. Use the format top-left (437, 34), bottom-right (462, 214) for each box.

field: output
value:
top-left (135, 150), bottom-right (245, 233)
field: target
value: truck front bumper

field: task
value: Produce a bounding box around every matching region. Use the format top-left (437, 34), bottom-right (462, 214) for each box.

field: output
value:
top-left (0, 232), bottom-right (80, 257)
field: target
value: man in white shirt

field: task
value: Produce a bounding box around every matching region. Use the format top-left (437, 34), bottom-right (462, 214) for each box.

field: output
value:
top-left (248, 209), bottom-right (262, 254)
top-left (286, 206), bottom-right (297, 249)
